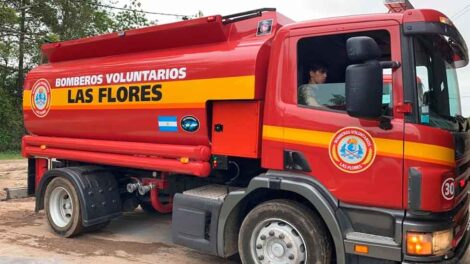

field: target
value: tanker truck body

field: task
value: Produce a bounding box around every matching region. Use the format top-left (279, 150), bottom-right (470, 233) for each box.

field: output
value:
top-left (22, 4), bottom-right (470, 264)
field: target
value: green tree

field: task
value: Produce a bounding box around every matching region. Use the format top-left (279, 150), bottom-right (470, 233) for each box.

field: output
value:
top-left (329, 94), bottom-right (346, 106)
top-left (0, 0), bottom-right (149, 152)
top-left (111, 0), bottom-right (149, 31)
top-left (0, 76), bottom-right (22, 151)
top-left (30, 0), bottom-right (114, 40)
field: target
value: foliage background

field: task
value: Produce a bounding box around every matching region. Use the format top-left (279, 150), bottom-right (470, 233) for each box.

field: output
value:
top-left (0, 0), bottom-right (151, 152)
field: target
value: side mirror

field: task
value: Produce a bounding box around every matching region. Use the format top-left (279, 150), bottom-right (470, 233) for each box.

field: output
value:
top-left (346, 37), bottom-right (383, 119)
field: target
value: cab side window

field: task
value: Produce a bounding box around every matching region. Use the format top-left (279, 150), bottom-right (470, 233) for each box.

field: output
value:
top-left (297, 30), bottom-right (393, 116)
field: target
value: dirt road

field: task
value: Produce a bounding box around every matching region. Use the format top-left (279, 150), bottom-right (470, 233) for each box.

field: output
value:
top-left (0, 159), bottom-right (469, 263)
top-left (0, 160), bottom-right (237, 264)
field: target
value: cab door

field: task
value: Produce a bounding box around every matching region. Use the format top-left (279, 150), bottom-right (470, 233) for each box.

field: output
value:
top-left (277, 21), bottom-right (405, 209)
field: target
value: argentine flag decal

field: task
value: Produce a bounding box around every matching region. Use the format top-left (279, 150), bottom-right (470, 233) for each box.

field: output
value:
top-left (158, 116), bottom-right (178, 132)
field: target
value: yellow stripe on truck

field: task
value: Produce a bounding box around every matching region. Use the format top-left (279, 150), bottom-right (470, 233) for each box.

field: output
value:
top-left (263, 125), bottom-right (455, 167)
top-left (23, 75), bottom-right (255, 109)
top-left (404, 141), bottom-right (455, 166)
top-left (263, 125), bottom-right (332, 148)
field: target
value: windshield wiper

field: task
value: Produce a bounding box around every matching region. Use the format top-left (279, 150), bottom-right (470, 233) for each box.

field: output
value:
top-left (432, 113), bottom-right (470, 132)
top-left (455, 114), bottom-right (466, 123)
top-left (431, 112), bottom-right (458, 123)
top-left (455, 115), bottom-right (470, 132)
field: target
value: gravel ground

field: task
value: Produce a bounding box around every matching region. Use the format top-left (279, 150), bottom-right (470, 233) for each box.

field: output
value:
top-left (0, 159), bottom-right (469, 263)
top-left (0, 159), bottom-right (237, 264)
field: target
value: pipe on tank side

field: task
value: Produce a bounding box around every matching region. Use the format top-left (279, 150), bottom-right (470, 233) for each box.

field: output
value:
top-left (23, 135), bottom-right (211, 161)
top-left (23, 146), bottom-right (211, 177)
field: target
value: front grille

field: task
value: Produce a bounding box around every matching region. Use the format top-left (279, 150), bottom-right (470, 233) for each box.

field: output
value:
top-left (453, 198), bottom-right (469, 247)
top-left (453, 131), bottom-right (470, 205)
top-left (457, 161), bottom-right (469, 175)
top-left (452, 131), bottom-right (470, 248)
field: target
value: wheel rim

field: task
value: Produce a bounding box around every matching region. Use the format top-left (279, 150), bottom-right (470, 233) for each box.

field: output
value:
top-left (49, 186), bottom-right (73, 228)
top-left (250, 218), bottom-right (307, 264)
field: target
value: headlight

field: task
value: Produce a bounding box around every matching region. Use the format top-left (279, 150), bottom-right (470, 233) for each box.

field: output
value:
top-left (432, 229), bottom-right (453, 255)
top-left (406, 229), bottom-right (453, 256)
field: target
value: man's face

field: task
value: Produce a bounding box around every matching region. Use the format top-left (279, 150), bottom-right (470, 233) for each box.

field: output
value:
top-left (310, 69), bottom-right (327, 84)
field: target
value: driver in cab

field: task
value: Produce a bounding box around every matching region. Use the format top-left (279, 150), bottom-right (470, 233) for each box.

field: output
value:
top-left (298, 63), bottom-right (328, 107)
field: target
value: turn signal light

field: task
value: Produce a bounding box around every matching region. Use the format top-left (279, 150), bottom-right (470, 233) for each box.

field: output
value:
top-left (354, 244), bottom-right (369, 254)
top-left (179, 157), bottom-right (189, 164)
top-left (407, 233), bottom-right (432, 255)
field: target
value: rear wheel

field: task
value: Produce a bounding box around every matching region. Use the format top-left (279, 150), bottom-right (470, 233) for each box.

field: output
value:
top-left (239, 199), bottom-right (332, 264)
top-left (45, 177), bottom-right (83, 237)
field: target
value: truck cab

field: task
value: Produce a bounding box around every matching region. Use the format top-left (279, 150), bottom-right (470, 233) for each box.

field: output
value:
top-left (259, 7), bottom-right (469, 263)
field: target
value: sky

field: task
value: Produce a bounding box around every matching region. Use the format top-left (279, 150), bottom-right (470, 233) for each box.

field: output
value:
top-left (131, 0), bottom-right (470, 115)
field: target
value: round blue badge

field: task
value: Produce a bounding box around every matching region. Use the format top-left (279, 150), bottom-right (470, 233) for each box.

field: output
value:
top-left (181, 116), bottom-right (199, 132)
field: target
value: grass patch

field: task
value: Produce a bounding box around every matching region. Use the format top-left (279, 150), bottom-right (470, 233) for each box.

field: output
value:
top-left (0, 151), bottom-right (23, 160)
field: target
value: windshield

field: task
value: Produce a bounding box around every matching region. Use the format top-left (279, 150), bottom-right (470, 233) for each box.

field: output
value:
top-left (413, 35), bottom-right (462, 131)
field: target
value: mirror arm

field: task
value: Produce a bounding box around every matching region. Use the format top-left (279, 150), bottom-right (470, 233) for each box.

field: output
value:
top-left (380, 61), bottom-right (401, 69)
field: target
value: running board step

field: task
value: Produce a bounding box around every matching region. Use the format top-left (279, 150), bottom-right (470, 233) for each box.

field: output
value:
top-left (346, 232), bottom-right (399, 246)
top-left (344, 232), bottom-right (401, 262)
top-left (173, 185), bottom-right (229, 255)
top-left (183, 184), bottom-right (239, 201)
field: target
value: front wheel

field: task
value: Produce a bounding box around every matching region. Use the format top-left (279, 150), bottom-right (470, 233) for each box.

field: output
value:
top-left (44, 177), bottom-right (83, 237)
top-left (239, 199), bottom-right (332, 264)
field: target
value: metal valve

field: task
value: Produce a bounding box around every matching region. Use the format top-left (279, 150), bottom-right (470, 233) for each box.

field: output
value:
top-left (138, 184), bottom-right (153, 195)
top-left (126, 183), bottom-right (140, 193)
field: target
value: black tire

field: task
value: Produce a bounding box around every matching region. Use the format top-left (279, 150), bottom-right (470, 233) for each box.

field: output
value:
top-left (239, 199), bottom-right (332, 264)
top-left (44, 177), bottom-right (84, 237)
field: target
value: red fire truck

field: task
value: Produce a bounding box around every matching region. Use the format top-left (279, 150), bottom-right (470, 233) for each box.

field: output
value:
top-left (22, 2), bottom-right (469, 263)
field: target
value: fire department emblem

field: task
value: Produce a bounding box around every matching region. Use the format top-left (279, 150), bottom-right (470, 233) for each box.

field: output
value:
top-left (329, 127), bottom-right (376, 173)
top-left (31, 79), bottom-right (51, 117)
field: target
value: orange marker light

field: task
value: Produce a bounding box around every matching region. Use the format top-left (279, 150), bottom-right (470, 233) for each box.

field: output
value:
top-left (180, 157), bottom-right (189, 164)
top-left (40, 145), bottom-right (47, 150)
top-left (354, 245), bottom-right (369, 254)
top-left (407, 232), bottom-right (433, 255)
top-left (439, 16), bottom-right (452, 26)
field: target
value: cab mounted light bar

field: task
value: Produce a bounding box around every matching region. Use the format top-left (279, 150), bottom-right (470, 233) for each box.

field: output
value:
top-left (384, 0), bottom-right (414, 13)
